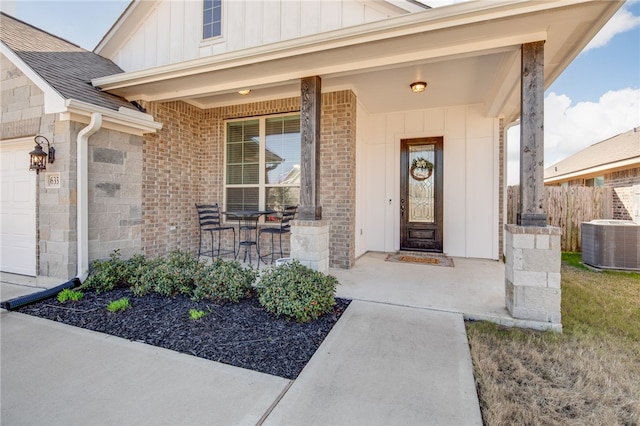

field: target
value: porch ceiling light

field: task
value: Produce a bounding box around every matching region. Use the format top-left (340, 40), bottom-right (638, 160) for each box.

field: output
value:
top-left (29, 135), bottom-right (55, 174)
top-left (410, 81), bottom-right (427, 93)
top-left (238, 89), bottom-right (251, 95)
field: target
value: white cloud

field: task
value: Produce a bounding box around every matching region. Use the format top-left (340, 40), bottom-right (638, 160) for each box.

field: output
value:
top-left (506, 88), bottom-right (640, 185)
top-left (584, 5), bottom-right (640, 51)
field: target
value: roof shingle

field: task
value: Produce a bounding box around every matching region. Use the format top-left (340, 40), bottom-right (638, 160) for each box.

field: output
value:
top-left (1, 12), bottom-right (135, 112)
top-left (545, 127), bottom-right (640, 180)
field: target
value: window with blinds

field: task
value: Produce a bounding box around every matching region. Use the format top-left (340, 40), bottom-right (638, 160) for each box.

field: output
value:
top-left (225, 114), bottom-right (300, 213)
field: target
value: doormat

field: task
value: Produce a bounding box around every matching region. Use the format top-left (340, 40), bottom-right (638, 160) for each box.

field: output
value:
top-left (385, 252), bottom-right (454, 267)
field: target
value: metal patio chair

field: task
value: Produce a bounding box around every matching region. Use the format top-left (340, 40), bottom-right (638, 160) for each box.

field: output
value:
top-left (258, 205), bottom-right (297, 264)
top-left (195, 203), bottom-right (236, 260)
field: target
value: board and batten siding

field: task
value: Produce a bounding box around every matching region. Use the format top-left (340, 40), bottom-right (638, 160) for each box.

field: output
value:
top-left (109, 0), bottom-right (399, 72)
top-left (357, 103), bottom-right (500, 260)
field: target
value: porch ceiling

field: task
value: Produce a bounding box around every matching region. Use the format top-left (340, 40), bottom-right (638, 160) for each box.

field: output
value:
top-left (93, 0), bottom-right (622, 122)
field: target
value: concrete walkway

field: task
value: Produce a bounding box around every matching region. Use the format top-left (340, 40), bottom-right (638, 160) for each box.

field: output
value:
top-left (1, 269), bottom-right (483, 426)
top-left (263, 301), bottom-right (481, 426)
top-left (1, 312), bottom-right (288, 426)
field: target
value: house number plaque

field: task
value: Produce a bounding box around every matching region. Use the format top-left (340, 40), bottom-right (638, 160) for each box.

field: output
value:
top-left (45, 172), bottom-right (61, 189)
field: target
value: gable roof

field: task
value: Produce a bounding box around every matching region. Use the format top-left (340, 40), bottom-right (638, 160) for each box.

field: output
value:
top-left (91, 0), bottom-right (623, 120)
top-left (0, 12), bottom-right (135, 112)
top-left (544, 127), bottom-right (640, 183)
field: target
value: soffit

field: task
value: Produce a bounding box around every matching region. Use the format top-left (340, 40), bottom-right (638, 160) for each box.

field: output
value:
top-left (93, 0), bottom-right (623, 118)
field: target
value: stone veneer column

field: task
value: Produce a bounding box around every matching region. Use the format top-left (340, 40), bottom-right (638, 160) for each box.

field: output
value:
top-left (505, 224), bottom-right (562, 328)
top-left (290, 219), bottom-right (329, 273)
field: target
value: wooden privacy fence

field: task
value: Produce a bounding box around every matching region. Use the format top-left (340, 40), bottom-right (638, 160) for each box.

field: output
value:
top-left (507, 186), bottom-right (612, 252)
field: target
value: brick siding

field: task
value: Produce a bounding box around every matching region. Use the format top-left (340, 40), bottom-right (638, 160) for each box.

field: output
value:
top-left (140, 90), bottom-right (356, 268)
top-left (320, 91), bottom-right (357, 268)
top-left (605, 167), bottom-right (640, 220)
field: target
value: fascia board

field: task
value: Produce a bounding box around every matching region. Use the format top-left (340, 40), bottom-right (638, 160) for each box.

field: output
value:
top-left (544, 0), bottom-right (624, 88)
top-left (129, 31), bottom-right (544, 104)
top-left (1, 41), bottom-right (66, 114)
top-left (92, 0), bottom-right (584, 91)
top-left (62, 99), bottom-right (163, 136)
top-left (489, 0), bottom-right (622, 119)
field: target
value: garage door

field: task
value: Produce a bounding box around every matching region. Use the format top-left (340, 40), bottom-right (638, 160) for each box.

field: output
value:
top-left (1, 139), bottom-right (36, 276)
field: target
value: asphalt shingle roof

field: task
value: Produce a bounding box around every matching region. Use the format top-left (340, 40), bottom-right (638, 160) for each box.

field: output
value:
top-left (1, 12), bottom-right (135, 112)
top-left (545, 127), bottom-right (640, 180)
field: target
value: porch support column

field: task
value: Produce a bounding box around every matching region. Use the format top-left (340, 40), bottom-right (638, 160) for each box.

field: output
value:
top-left (505, 41), bottom-right (562, 331)
top-left (298, 76), bottom-right (322, 220)
top-left (290, 76), bottom-right (328, 272)
top-left (518, 41), bottom-right (546, 227)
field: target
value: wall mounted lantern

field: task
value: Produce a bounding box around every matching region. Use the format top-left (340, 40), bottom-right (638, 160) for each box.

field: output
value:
top-left (410, 81), bottom-right (427, 93)
top-left (29, 135), bottom-right (55, 174)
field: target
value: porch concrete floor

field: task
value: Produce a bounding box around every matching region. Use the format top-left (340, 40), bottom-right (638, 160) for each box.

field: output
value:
top-left (331, 251), bottom-right (513, 326)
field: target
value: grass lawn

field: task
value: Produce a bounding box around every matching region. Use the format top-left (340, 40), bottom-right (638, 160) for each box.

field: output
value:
top-left (467, 252), bottom-right (640, 425)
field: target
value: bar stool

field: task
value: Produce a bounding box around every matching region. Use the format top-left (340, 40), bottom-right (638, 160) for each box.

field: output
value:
top-left (195, 203), bottom-right (236, 259)
top-left (258, 206), bottom-right (297, 264)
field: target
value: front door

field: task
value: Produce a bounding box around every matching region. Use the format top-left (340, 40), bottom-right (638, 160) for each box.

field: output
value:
top-left (400, 137), bottom-right (443, 252)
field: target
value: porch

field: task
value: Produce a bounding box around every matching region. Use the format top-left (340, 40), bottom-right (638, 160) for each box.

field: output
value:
top-left (2, 251), bottom-right (551, 330)
top-left (331, 252), bottom-right (552, 330)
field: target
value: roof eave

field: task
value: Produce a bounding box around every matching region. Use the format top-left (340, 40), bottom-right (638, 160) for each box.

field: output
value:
top-left (63, 99), bottom-right (163, 136)
top-left (92, 0), bottom-right (624, 122)
top-left (92, 0), bottom-right (583, 91)
top-left (544, 157), bottom-right (640, 183)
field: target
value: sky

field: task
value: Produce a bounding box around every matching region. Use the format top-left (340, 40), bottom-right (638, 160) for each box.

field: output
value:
top-left (2, 0), bottom-right (639, 185)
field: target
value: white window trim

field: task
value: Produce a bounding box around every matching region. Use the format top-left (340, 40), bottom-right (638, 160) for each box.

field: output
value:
top-left (201, 0), bottom-right (224, 45)
top-left (223, 112), bottom-right (301, 219)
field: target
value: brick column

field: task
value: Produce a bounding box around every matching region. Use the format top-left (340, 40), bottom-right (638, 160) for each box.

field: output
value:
top-left (505, 224), bottom-right (562, 329)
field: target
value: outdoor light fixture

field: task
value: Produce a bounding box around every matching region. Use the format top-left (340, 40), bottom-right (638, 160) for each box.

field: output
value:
top-left (238, 89), bottom-right (251, 95)
top-left (410, 81), bottom-right (427, 93)
top-left (29, 135), bottom-right (55, 174)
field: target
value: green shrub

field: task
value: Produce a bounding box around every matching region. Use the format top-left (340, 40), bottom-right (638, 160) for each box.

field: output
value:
top-left (257, 260), bottom-right (338, 323)
top-left (57, 288), bottom-right (84, 303)
top-left (107, 297), bottom-right (130, 313)
top-left (192, 258), bottom-right (257, 302)
top-left (82, 251), bottom-right (147, 293)
top-left (130, 250), bottom-right (201, 297)
top-left (189, 308), bottom-right (207, 320)
top-left (129, 256), bottom-right (162, 296)
top-left (82, 250), bottom-right (127, 293)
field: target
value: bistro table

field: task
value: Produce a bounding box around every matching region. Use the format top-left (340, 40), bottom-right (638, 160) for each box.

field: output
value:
top-left (223, 210), bottom-right (275, 266)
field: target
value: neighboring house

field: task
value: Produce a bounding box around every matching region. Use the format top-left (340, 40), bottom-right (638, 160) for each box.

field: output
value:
top-left (0, 0), bottom-right (624, 327)
top-left (545, 127), bottom-right (640, 222)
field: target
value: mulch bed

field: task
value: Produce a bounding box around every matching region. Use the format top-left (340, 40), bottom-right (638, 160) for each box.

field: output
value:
top-left (17, 288), bottom-right (350, 380)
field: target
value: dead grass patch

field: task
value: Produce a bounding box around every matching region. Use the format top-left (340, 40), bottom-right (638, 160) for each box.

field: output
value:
top-left (467, 254), bottom-right (640, 425)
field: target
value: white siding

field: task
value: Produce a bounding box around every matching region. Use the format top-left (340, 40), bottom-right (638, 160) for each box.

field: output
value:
top-left (156, 3), bottom-right (171, 65)
top-left (358, 104), bottom-right (500, 260)
top-left (107, 0), bottom-right (404, 72)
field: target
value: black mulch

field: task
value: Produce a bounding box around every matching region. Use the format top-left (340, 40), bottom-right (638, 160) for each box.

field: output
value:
top-left (17, 288), bottom-right (351, 380)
